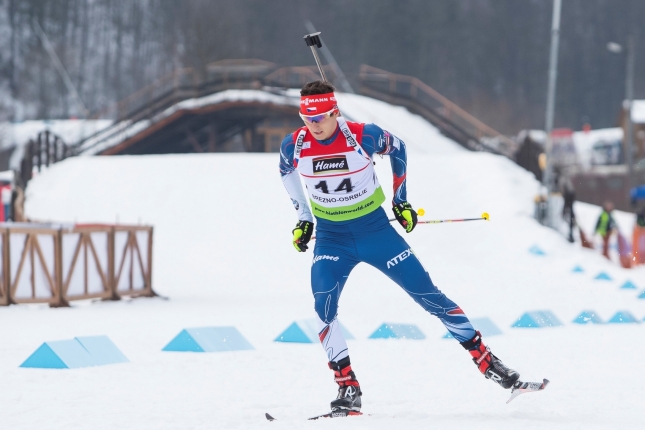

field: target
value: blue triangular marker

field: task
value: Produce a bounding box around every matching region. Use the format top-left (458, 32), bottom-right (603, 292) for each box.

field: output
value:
top-left (20, 337), bottom-right (128, 369)
top-left (275, 322), bottom-right (313, 343)
top-left (608, 311), bottom-right (639, 324)
top-left (594, 272), bottom-right (612, 281)
top-left (512, 311), bottom-right (562, 328)
top-left (75, 336), bottom-right (129, 365)
top-left (162, 329), bottom-right (205, 352)
top-left (20, 343), bottom-right (69, 369)
top-left (529, 245), bottom-right (546, 256)
top-left (369, 323), bottom-right (399, 339)
top-left (620, 280), bottom-right (638, 290)
top-left (512, 313), bottom-right (541, 328)
top-left (638, 290), bottom-right (645, 299)
top-left (187, 327), bottom-right (254, 352)
top-left (534, 311), bottom-right (563, 327)
top-left (369, 323), bottom-right (425, 340)
top-left (393, 324), bottom-right (425, 339)
top-left (45, 339), bottom-right (95, 368)
top-left (573, 310), bottom-right (604, 324)
top-left (571, 265), bottom-right (584, 273)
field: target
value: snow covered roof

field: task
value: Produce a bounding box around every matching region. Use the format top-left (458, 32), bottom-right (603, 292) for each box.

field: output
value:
top-left (516, 129), bottom-right (547, 145)
top-left (631, 100), bottom-right (645, 123)
top-left (572, 127), bottom-right (623, 167)
top-left (78, 89), bottom-right (299, 155)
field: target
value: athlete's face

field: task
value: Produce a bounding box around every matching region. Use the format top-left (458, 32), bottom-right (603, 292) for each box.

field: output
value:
top-left (303, 111), bottom-right (339, 141)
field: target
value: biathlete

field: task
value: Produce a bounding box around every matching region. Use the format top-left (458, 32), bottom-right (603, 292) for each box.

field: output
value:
top-left (279, 81), bottom-right (520, 413)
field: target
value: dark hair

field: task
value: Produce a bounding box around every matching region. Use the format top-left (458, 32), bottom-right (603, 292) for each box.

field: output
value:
top-left (300, 80), bottom-right (336, 96)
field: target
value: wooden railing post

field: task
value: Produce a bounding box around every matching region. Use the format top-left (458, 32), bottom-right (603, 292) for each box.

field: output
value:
top-left (147, 227), bottom-right (154, 293)
top-left (0, 229), bottom-right (8, 306)
top-left (51, 228), bottom-right (69, 308)
top-left (107, 226), bottom-right (120, 301)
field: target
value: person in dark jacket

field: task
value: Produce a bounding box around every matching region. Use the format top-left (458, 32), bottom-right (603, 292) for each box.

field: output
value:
top-left (560, 177), bottom-right (576, 243)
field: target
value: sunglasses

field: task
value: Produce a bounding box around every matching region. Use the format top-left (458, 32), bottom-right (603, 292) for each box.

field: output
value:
top-left (299, 109), bottom-right (338, 124)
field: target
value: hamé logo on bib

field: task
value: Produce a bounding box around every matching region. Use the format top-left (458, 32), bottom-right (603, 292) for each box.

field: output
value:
top-left (313, 155), bottom-right (349, 175)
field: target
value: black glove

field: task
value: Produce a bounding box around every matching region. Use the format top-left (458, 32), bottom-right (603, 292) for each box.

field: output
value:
top-left (392, 202), bottom-right (418, 233)
top-left (292, 220), bottom-right (314, 252)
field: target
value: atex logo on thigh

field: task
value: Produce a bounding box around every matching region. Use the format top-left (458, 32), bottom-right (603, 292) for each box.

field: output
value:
top-left (387, 248), bottom-right (413, 269)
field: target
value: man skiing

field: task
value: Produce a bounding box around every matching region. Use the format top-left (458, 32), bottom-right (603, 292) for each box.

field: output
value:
top-left (279, 81), bottom-right (520, 413)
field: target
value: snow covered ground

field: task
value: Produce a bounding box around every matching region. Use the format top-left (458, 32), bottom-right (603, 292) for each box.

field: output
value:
top-left (3, 93), bottom-right (645, 429)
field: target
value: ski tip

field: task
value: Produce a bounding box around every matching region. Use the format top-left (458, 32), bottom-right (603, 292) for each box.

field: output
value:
top-left (506, 391), bottom-right (521, 404)
top-left (506, 378), bottom-right (550, 404)
top-left (265, 413), bottom-right (275, 421)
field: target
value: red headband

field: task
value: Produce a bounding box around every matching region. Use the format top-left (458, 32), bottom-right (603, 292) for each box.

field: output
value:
top-left (300, 92), bottom-right (338, 115)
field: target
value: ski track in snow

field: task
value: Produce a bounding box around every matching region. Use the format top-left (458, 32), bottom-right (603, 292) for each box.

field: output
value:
top-left (3, 92), bottom-right (644, 429)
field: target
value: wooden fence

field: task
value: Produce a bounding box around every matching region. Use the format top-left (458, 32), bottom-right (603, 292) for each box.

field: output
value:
top-left (0, 223), bottom-right (154, 307)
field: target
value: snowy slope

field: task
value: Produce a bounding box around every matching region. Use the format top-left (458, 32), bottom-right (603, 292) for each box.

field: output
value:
top-left (3, 93), bottom-right (645, 429)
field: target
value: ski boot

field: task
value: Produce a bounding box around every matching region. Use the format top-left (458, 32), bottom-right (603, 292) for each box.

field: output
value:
top-left (329, 357), bottom-right (362, 412)
top-left (460, 331), bottom-right (520, 389)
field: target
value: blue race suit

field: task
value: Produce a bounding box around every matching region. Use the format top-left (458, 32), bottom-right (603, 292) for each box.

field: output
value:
top-left (280, 121), bottom-right (476, 363)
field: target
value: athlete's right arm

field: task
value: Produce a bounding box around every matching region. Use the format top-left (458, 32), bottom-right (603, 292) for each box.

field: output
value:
top-left (279, 133), bottom-right (313, 222)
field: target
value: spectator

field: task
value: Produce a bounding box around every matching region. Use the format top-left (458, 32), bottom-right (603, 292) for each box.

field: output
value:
top-left (560, 177), bottom-right (576, 243)
top-left (633, 205), bottom-right (645, 265)
top-left (595, 201), bottom-right (617, 259)
top-left (636, 206), bottom-right (645, 228)
top-left (11, 187), bottom-right (25, 222)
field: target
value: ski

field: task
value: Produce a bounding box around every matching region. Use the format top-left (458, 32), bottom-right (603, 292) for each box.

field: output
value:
top-left (265, 409), bottom-right (363, 421)
top-left (309, 410), bottom-right (362, 420)
top-left (506, 378), bottom-right (550, 404)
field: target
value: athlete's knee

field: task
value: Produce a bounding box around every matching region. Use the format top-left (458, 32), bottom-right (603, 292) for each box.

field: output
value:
top-left (313, 287), bottom-right (340, 324)
top-left (406, 275), bottom-right (462, 317)
top-left (405, 271), bottom-right (440, 296)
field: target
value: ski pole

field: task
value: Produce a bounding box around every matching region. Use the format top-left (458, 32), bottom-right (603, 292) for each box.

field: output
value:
top-left (303, 32), bottom-right (328, 82)
top-left (389, 211), bottom-right (491, 224)
top-left (310, 210), bottom-right (489, 240)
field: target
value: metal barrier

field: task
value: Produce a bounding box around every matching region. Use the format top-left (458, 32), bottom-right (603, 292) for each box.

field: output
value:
top-left (19, 130), bottom-right (72, 189)
top-left (358, 65), bottom-right (517, 157)
top-left (0, 223), bottom-right (154, 307)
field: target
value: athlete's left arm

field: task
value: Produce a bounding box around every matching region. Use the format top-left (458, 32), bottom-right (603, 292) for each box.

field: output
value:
top-left (360, 123), bottom-right (407, 205)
